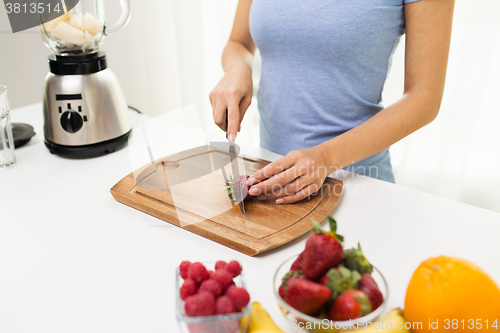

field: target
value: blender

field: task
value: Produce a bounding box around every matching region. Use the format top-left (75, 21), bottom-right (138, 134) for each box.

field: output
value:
top-left (39, 0), bottom-right (132, 156)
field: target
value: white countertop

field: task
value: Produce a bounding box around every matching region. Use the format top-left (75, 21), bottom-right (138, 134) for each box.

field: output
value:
top-left (1, 103), bottom-right (500, 333)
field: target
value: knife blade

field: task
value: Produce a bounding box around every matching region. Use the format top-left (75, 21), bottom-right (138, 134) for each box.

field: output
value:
top-left (229, 143), bottom-right (246, 215)
top-left (226, 110), bottom-right (246, 216)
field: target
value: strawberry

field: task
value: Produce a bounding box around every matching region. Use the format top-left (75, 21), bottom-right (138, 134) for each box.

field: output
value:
top-left (225, 175), bottom-right (256, 202)
top-left (359, 273), bottom-right (384, 311)
top-left (343, 243), bottom-right (373, 275)
top-left (290, 252), bottom-right (305, 271)
top-left (319, 265), bottom-right (361, 301)
top-left (284, 277), bottom-right (332, 315)
top-left (301, 216), bottom-right (344, 280)
top-left (327, 290), bottom-right (372, 321)
top-left (279, 270), bottom-right (305, 299)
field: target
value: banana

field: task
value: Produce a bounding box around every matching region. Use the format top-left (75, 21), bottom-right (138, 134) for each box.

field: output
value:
top-left (43, 10), bottom-right (72, 32)
top-left (67, 13), bottom-right (103, 35)
top-left (247, 302), bottom-right (285, 333)
top-left (351, 309), bottom-right (411, 333)
top-left (50, 21), bottom-right (94, 46)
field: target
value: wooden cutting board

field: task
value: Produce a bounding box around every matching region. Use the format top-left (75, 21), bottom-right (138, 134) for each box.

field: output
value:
top-left (110, 145), bottom-right (343, 256)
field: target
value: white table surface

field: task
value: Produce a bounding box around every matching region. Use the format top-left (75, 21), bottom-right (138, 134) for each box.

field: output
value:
top-left (1, 103), bottom-right (500, 333)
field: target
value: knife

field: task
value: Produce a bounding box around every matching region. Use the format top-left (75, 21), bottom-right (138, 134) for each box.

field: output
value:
top-left (226, 110), bottom-right (246, 216)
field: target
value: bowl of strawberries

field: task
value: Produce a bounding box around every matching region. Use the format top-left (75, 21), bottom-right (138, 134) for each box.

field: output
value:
top-left (274, 217), bottom-right (388, 333)
top-left (176, 260), bottom-right (251, 333)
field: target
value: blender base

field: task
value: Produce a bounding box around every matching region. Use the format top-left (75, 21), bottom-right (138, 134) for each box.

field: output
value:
top-left (44, 129), bottom-right (131, 157)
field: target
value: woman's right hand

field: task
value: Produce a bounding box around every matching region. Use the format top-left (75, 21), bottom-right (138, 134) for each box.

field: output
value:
top-left (209, 61), bottom-right (253, 142)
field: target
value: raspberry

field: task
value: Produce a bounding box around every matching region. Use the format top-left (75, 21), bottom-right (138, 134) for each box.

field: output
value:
top-left (180, 278), bottom-right (198, 300)
top-left (199, 279), bottom-right (222, 299)
top-left (225, 286), bottom-right (250, 311)
top-left (187, 262), bottom-right (209, 286)
top-left (225, 261), bottom-right (242, 277)
top-left (215, 295), bottom-right (235, 315)
top-left (215, 261), bottom-right (228, 271)
top-left (179, 261), bottom-right (191, 279)
top-left (210, 269), bottom-right (233, 291)
top-left (207, 270), bottom-right (214, 279)
top-left (184, 291), bottom-right (215, 317)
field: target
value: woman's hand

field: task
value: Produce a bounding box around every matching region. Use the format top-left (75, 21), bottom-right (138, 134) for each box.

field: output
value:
top-left (247, 146), bottom-right (334, 204)
top-left (209, 61), bottom-right (253, 142)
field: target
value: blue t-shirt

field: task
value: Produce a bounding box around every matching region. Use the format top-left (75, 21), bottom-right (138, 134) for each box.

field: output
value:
top-left (249, 0), bottom-right (418, 182)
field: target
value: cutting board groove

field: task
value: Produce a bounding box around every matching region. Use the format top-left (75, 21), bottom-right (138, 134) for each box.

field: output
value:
top-left (110, 145), bottom-right (343, 256)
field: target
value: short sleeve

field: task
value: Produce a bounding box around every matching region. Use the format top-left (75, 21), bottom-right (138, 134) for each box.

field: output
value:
top-left (404, 0), bottom-right (419, 3)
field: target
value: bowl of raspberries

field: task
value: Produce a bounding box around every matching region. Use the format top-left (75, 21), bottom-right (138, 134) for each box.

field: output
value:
top-left (176, 260), bottom-right (251, 333)
top-left (274, 217), bottom-right (388, 332)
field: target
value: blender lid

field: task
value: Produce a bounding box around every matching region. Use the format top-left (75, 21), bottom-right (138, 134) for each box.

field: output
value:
top-left (49, 51), bottom-right (107, 75)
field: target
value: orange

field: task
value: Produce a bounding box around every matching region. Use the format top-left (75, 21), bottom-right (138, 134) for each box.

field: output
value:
top-left (404, 256), bottom-right (500, 332)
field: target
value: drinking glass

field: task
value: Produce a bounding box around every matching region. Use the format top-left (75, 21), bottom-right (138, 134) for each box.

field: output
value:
top-left (0, 85), bottom-right (16, 169)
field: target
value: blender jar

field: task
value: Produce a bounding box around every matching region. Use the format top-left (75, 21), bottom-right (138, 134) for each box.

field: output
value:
top-left (39, 0), bottom-right (130, 55)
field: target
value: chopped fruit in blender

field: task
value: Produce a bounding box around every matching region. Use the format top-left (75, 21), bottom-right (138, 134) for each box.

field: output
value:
top-left (43, 10), bottom-right (72, 32)
top-left (327, 289), bottom-right (372, 321)
top-left (67, 13), bottom-right (104, 35)
top-left (51, 21), bottom-right (94, 46)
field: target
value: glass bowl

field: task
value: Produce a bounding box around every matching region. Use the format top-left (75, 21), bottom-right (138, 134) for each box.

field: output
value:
top-left (273, 255), bottom-right (389, 333)
top-left (175, 262), bottom-right (251, 333)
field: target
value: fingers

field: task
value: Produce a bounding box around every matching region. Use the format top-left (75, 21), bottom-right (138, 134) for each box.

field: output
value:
top-left (255, 176), bottom-right (311, 201)
top-left (248, 152), bottom-right (299, 186)
top-left (248, 164), bottom-right (306, 197)
top-left (226, 94), bottom-right (241, 142)
top-left (275, 182), bottom-right (323, 204)
top-left (212, 101), bottom-right (227, 131)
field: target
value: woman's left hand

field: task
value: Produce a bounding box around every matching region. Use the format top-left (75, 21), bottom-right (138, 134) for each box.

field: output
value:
top-left (247, 146), bottom-right (333, 204)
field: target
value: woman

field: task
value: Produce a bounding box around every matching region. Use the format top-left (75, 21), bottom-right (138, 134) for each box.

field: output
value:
top-left (209, 0), bottom-right (455, 204)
